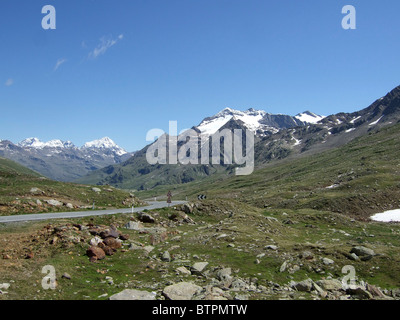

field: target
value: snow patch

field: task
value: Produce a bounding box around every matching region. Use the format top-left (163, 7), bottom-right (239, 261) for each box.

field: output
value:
top-left (370, 209), bottom-right (400, 222)
top-left (291, 136), bottom-right (301, 146)
top-left (369, 116), bottom-right (383, 126)
top-left (350, 116), bottom-right (361, 124)
top-left (325, 184), bottom-right (340, 189)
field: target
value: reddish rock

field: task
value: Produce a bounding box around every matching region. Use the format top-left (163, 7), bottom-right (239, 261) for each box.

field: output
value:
top-left (89, 228), bottom-right (101, 236)
top-left (103, 237), bottom-right (122, 250)
top-left (119, 234), bottom-right (129, 241)
top-left (103, 246), bottom-right (115, 256)
top-left (86, 246), bottom-right (106, 261)
top-left (99, 227), bottom-right (120, 239)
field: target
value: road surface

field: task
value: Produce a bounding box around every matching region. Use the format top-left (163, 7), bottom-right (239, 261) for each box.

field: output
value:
top-left (0, 201), bottom-right (186, 224)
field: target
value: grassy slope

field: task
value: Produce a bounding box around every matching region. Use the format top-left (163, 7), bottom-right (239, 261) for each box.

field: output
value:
top-left (137, 122), bottom-right (400, 220)
top-left (1, 122), bottom-right (400, 300)
top-left (0, 125), bottom-right (400, 299)
top-left (0, 157), bottom-right (142, 216)
top-left (1, 200), bottom-right (399, 300)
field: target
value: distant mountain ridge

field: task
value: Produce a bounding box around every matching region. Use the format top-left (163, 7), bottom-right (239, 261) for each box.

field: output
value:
top-left (77, 85), bottom-right (400, 191)
top-left (77, 107), bottom-right (325, 190)
top-left (195, 107), bottom-right (324, 137)
top-left (0, 137), bottom-right (134, 182)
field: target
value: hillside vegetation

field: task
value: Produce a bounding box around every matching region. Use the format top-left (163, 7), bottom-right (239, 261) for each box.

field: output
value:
top-left (138, 122), bottom-right (400, 220)
top-left (0, 157), bottom-right (142, 216)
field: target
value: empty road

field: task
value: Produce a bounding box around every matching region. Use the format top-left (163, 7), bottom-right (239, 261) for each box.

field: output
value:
top-left (0, 201), bottom-right (186, 224)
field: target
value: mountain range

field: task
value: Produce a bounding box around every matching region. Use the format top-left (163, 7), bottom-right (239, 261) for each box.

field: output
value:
top-left (3, 84), bottom-right (399, 190)
top-left (76, 85), bottom-right (400, 191)
top-left (196, 108), bottom-right (324, 137)
top-left (0, 137), bottom-right (134, 182)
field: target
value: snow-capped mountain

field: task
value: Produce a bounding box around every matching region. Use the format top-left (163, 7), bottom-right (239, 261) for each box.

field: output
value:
top-left (18, 138), bottom-right (75, 149)
top-left (82, 137), bottom-right (127, 156)
top-left (195, 107), bottom-right (323, 137)
top-left (196, 108), bottom-right (268, 136)
top-left (0, 137), bottom-right (133, 182)
top-left (295, 111), bottom-right (325, 124)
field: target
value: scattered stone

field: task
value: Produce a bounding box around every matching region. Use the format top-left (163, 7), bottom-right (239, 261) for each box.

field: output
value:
top-left (92, 187), bottom-right (101, 193)
top-left (0, 283), bottom-right (10, 290)
top-left (143, 245), bottom-right (155, 253)
top-left (62, 273), bottom-right (71, 280)
top-left (124, 221), bottom-right (144, 230)
top-left (45, 199), bottom-right (63, 207)
top-left (347, 286), bottom-right (373, 300)
top-left (300, 251), bottom-right (314, 260)
top-left (216, 268), bottom-right (232, 281)
top-left (265, 216), bottom-right (279, 222)
top-left (279, 261), bottom-right (288, 273)
top-left (137, 212), bottom-right (155, 223)
top-left (266, 245), bottom-right (278, 250)
top-left (361, 255), bottom-right (373, 262)
top-left (102, 237), bottom-right (122, 250)
top-left (316, 279), bottom-right (343, 292)
top-left (191, 262), bottom-right (209, 275)
top-left (283, 219), bottom-right (294, 225)
top-left (182, 203), bottom-right (194, 214)
top-left (90, 236), bottom-right (103, 246)
top-left (87, 246), bottom-right (106, 262)
top-left (348, 253), bottom-right (360, 261)
top-left (322, 257), bottom-right (334, 265)
top-left (350, 246), bottom-right (375, 257)
top-left (105, 276), bottom-right (114, 285)
top-left (99, 226), bottom-right (120, 239)
top-left (366, 284), bottom-right (385, 298)
top-left (102, 246), bottom-right (115, 256)
top-left (119, 234), bottom-right (129, 241)
top-left (30, 187), bottom-right (43, 195)
top-left (288, 265), bottom-right (300, 274)
top-left (176, 266), bottom-right (192, 275)
top-left (109, 289), bottom-right (157, 300)
top-left (312, 282), bottom-right (327, 298)
top-left (292, 279), bottom-right (313, 292)
top-left (161, 251), bottom-right (172, 262)
top-left (231, 279), bottom-right (248, 291)
top-left (163, 282), bottom-right (202, 300)
top-left (65, 203), bottom-right (74, 209)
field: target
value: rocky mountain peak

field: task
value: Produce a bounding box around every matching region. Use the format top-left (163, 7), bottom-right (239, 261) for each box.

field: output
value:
top-left (82, 137), bottom-right (127, 156)
top-left (295, 111), bottom-right (325, 124)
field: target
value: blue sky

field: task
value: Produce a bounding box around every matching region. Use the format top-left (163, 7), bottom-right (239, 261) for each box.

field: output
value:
top-left (1, 0), bottom-right (400, 151)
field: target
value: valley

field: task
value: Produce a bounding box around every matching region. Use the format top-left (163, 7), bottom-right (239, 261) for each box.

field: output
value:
top-left (1, 86), bottom-right (400, 301)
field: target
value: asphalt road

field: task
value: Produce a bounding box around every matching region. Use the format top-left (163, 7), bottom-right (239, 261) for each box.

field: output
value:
top-left (0, 201), bottom-right (186, 224)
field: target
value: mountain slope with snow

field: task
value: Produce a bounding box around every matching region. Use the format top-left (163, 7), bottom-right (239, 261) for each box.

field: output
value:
top-left (196, 107), bottom-right (322, 137)
top-left (82, 137), bottom-right (127, 156)
top-left (0, 137), bottom-right (133, 182)
top-left (295, 111), bottom-right (325, 124)
top-left (76, 84), bottom-right (400, 191)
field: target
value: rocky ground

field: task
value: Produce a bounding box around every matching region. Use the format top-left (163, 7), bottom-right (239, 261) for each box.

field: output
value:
top-left (1, 199), bottom-right (400, 300)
